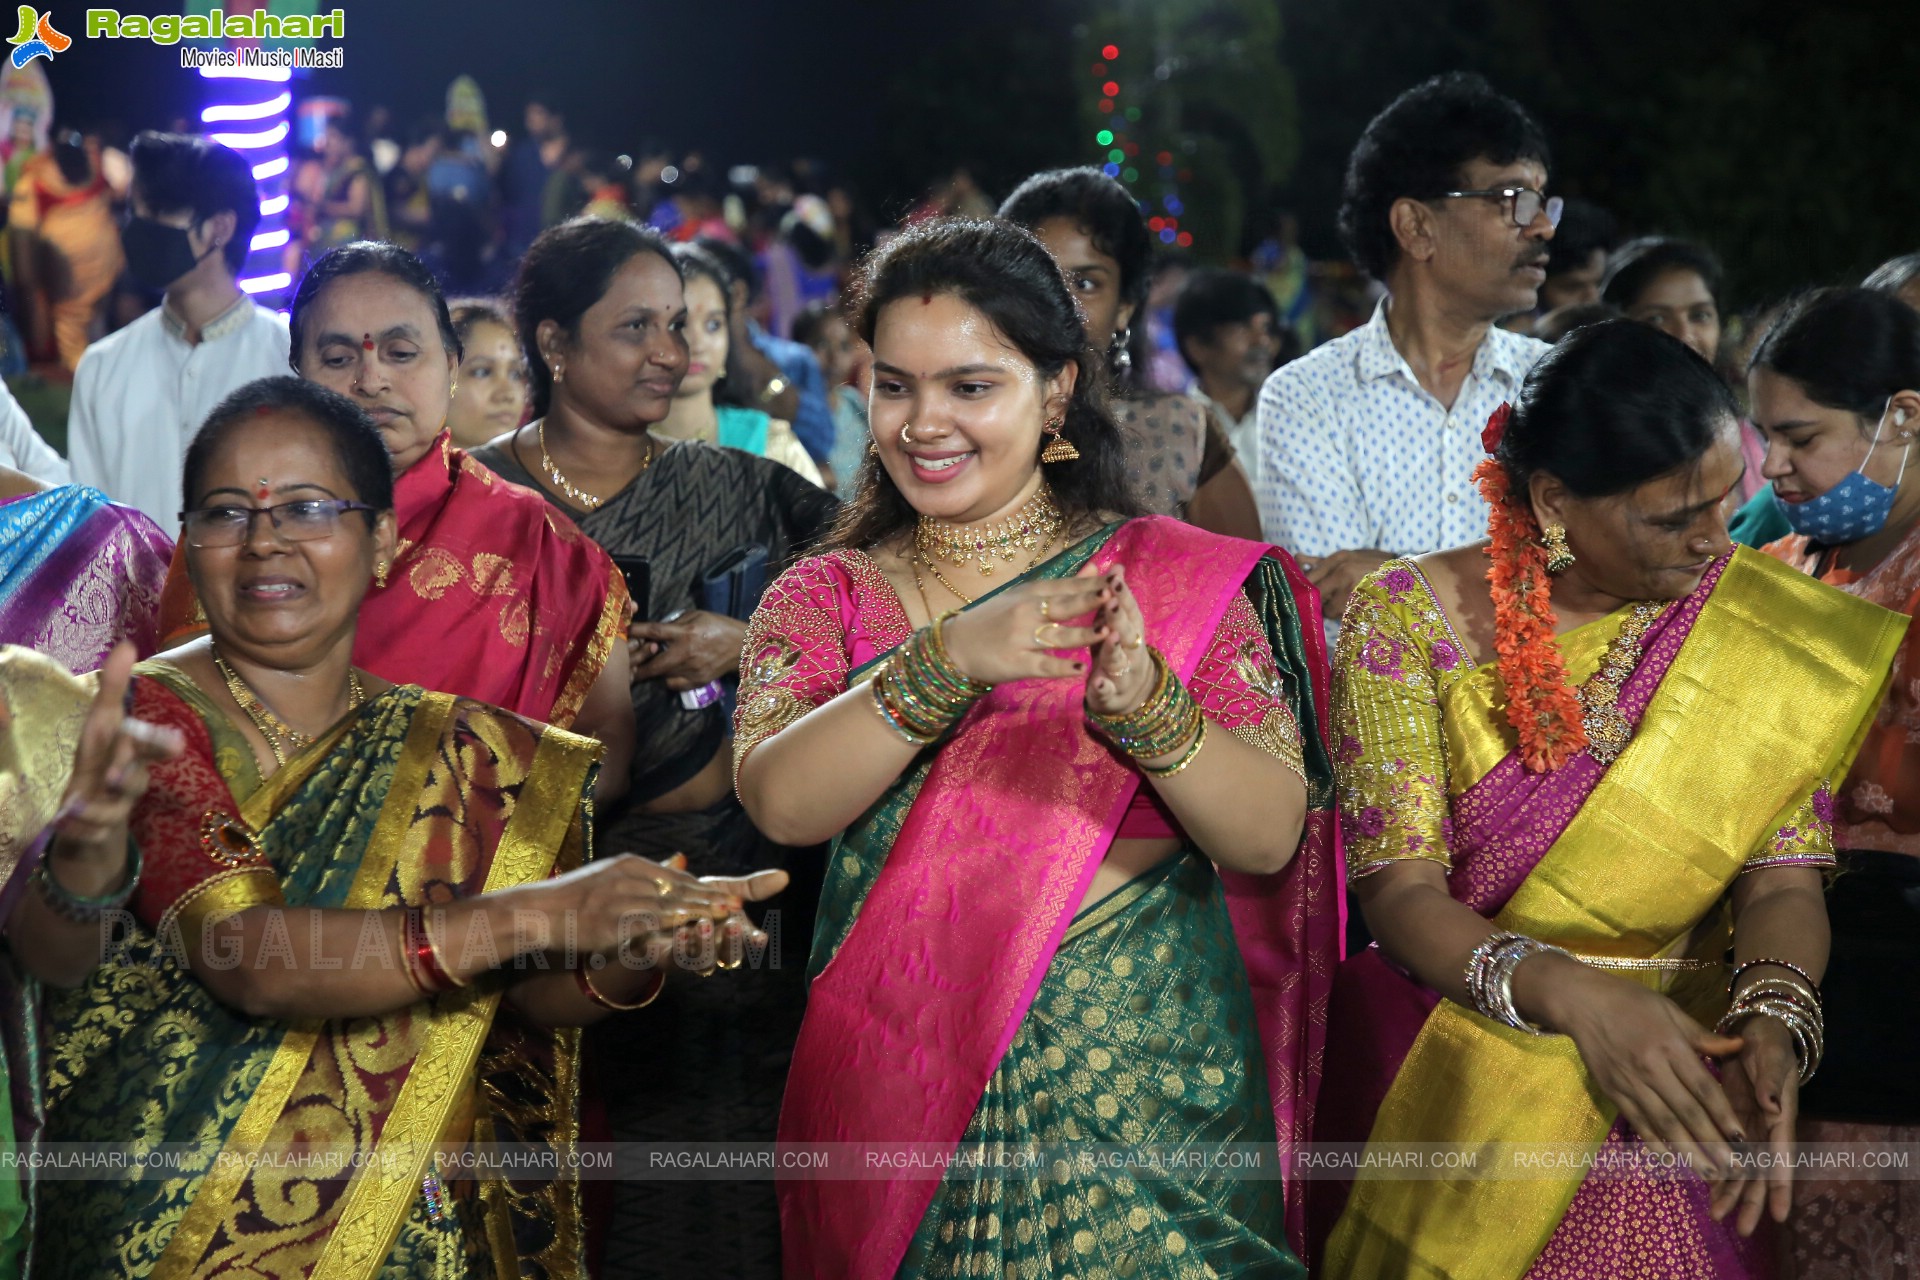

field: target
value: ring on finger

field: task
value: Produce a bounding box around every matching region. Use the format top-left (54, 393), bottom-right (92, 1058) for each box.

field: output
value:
top-left (1039, 598), bottom-right (1051, 622)
top-left (1033, 621), bottom-right (1066, 649)
top-left (652, 876), bottom-right (675, 898)
top-left (1126, 633), bottom-right (1145, 650)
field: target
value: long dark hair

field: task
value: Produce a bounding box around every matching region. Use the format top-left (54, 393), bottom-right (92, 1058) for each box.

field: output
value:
top-left (823, 218), bottom-right (1140, 551)
top-left (1496, 319), bottom-right (1737, 498)
top-left (512, 216), bottom-right (680, 417)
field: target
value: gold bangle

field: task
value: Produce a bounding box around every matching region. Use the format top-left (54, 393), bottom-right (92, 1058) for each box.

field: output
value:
top-left (576, 963), bottom-right (664, 1011)
top-left (1141, 719), bottom-right (1208, 778)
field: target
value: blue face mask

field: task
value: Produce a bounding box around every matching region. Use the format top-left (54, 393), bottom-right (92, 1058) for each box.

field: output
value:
top-left (1774, 400), bottom-right (1912, 544)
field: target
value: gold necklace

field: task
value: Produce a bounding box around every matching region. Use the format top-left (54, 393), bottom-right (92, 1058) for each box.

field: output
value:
top-left (536, 421), bottom-right (656, 512)
top-left (915, 485), bottom-right (1064, 577)
top-left (1576, 601), bottom-right (1666, 765)
top-left (213, 647), bottom-right (364, 765)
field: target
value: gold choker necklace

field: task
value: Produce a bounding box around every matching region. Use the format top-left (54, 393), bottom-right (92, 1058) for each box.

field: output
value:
top-left (914, 486), bottom-right (1065, 577)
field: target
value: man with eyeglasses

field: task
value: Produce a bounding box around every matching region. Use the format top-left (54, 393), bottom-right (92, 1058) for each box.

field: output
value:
top-left (1256, 72), bottom-right (1558, 619)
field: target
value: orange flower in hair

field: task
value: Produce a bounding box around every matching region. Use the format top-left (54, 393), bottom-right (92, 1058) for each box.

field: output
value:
top-left (1474, 440), bottom-right (1586, 772)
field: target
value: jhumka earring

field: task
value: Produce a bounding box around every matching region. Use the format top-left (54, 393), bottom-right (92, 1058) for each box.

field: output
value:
top-left (1542, 524), bottom-right (1576, 574)
top-left (1039, 417), bottom-right (1079, 464)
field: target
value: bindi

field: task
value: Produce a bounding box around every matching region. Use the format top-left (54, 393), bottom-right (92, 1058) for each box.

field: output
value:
top-left (362, 333), bottom-right (375, 351)
top-left (254, 478), bottom-right (272, 500)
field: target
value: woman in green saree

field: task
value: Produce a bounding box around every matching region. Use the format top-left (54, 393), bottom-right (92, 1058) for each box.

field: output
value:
top-left (38, 377), bottom-right (785, 1280)
top-left (737, 219), bottom-right (1341, 1278)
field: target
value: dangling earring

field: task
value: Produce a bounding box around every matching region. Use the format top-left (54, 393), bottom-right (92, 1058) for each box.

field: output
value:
top-left (551, 360), bottom-right (565, 385)
top-left (1108, 328), bottom-right (1133, 376)
top-left (1542, 524), bottom-right (1575, 574)
top-left (1039, 417), bottom-right (1079, 464)
top-left (374, 560), bottom-right (391, 588)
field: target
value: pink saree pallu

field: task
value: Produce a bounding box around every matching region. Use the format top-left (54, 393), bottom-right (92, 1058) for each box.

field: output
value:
top-left (769, 516), bottom-right (1342, 1278)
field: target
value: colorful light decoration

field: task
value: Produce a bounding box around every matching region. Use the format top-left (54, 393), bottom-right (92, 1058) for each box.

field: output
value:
top-left (199, 56), bottom-right (293, 297)
top-left (1089, 35), bottom-right (1194, 248)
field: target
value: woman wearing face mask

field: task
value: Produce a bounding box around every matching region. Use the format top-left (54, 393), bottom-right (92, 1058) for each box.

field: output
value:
top-left (1001, 168), bottom-right (1263, 538)
top-left (155, 243), bottom-right (634, 802)
top-left (744, 218), bottom-right (1338, 1279)
top-left (1749, 288), bottom-right (1920, 1279)
top-left (443, 300), bottom-right (529, 449)
top-left (653, 244), bottom-right (824, 485)
top-left (1317, 321), bottom-right (1905, 1278)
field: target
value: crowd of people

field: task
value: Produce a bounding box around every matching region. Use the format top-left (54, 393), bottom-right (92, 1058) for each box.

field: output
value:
top-left (0, 63), bottom-right (1914, 1280)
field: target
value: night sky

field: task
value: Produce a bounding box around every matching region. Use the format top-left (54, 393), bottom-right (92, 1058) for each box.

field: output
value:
top-left (46, 0), bottom-right (909, 176)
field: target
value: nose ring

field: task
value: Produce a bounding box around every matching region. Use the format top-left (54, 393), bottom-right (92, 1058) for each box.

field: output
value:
top-left (899, 421), bottom-right (913, 446)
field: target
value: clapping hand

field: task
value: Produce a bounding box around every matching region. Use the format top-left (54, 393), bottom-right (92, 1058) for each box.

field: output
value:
top-left (1083, 563), bottom-right (1153, 717)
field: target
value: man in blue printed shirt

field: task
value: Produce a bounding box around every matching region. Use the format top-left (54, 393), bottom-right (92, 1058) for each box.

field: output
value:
top-left (1257, 73), bottom-right (1558, 618)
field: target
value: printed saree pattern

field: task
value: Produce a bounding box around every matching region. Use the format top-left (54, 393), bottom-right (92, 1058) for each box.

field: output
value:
top-left (742, 516), bottom-right (1340, 1279)
top-left (0, 485), bottom-right (171, 672)
top-left (1319, 548), bottom-right (1908, 1280)
top-left (40, 661), bottom-right (599, 1280)
top-left (155, 433), bottom-right (626, 727)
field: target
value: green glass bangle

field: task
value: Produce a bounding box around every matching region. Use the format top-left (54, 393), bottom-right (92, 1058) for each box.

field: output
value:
top-left (33, 841), bottom-right (143, 924)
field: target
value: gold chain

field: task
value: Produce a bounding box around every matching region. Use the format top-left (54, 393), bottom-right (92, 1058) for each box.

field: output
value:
top-left (212, 646), bottom-right (364, 765)
top-left (1576, 601), bottom-right (1666, 765)
top-left (914, 552), bottom-right (977, 605)
top-left (537, 420), bottom-right (655, 512)
top-left (915, 485), bottom-right (1064, 577)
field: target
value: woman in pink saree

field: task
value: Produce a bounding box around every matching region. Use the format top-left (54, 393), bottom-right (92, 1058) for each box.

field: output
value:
top-left (1316, 322), bottom-right (1906, 1279)
top-left (734, 219), bottom-right (1340, 1279)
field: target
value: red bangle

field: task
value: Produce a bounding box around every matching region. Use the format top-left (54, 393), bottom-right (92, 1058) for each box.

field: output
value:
top-left (404, 906), bottom-right (451, 995)
top-left (421, 908), bottom-right (468, 990)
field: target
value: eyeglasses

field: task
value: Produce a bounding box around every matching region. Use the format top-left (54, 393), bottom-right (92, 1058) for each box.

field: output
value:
top-left (179, 499), bottom-right (376, 548)
top-left (1436, 186), bottom-right (1564, 230)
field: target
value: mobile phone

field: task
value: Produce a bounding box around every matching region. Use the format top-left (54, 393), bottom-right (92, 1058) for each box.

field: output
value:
top-left (610, 554), bottom-right (651, 622)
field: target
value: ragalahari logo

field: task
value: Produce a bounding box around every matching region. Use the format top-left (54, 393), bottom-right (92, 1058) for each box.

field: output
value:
top-left (8, 7), bottom-right (70, 66)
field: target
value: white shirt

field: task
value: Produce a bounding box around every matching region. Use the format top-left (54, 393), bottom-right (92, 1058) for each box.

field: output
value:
top-left (69, 296), bottom-right (291, 536)
top-left (0, 379), bottom-right (69, 483)
top-left (1187, 384), bottom-right (1260, 488)
top-left (1256, 298), bottom-right (1547, 558)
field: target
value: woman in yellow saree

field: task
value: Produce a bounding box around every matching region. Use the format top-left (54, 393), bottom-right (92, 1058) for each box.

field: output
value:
top-left (1316, 322), bottom-right (1907, 1279)
top-left (37, 377), bottom-right (784, 1280)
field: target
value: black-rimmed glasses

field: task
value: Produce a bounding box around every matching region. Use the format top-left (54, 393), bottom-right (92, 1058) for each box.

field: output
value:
top-left (179, 499), bottom-right (377, 548)
top-left (1436, 186), bottom-right (1564, 230)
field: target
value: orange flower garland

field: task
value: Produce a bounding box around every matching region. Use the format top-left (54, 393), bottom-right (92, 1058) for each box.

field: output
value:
top-left (1475, 404), bottom-right (1587, 772)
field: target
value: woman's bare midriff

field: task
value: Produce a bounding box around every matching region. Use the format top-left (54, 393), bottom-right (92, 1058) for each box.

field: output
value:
top-left (1083, 836), bottom-right (1184, 910)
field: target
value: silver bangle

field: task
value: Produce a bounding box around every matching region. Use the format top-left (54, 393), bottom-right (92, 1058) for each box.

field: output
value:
top-left (1464, 931), bottom-right (1570, 1035)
